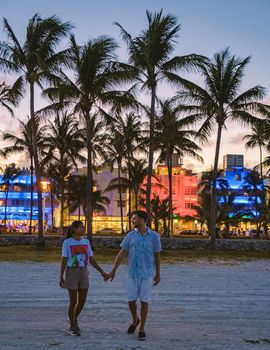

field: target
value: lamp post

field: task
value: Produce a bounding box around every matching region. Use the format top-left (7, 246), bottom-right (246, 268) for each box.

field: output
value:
top-left (41, 181), bottom-right (49, 236)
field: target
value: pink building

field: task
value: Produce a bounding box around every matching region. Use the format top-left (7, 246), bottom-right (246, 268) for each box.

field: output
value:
top-left (154, 165), bottom-right (198, 218)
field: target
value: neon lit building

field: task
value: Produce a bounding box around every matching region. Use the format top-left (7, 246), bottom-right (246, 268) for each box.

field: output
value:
top-left (217, 155), bottom-right (266, 220)
top-left (152, 155), bottom-right (198, 232)
top-left (0, 174), bottom-right (52, 226)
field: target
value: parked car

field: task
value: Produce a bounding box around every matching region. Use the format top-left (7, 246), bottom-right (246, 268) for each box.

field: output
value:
top-left (94, 228), bottom-right (118, 235)
top-left (245, 229), bottom-right (263, 238)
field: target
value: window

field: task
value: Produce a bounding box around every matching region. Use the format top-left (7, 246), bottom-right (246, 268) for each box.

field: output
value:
top-left (117, 200), bottom-right (125, 208)
top-left (184, 187), bottom-right (197, 195)
top-left (184, 202), bottom-right (193, 209)
top-left (13, 185), bottom-right (23, 192)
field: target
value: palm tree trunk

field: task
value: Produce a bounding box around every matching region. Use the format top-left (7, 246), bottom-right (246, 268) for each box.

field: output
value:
top-left (29, 158), bottom-right (33, 235)
top-left (127, 160), bottom-right (132, 230)
top-left (30, 82), bottom-right (44, 245)
top-left (210, 122), bottom-right (223, 248)
top-left (118, 161), bottom-right (124, 234)
top-left (60, 182), bottom-right (65, 235)
top-left (259, 145), bottom-right (268, 238)
top-left (4, 188), bottom-right (8, 229)
top-left (167, 155), bottom-right (173, 237)
top-left (135, 191), bottom-right (138, 211)
top-left (146, 85), bottom-right (156, 227)
top-left (50, 182), bottom-right (54, 230)
top-left (86, 116), bottom-right (93, 244)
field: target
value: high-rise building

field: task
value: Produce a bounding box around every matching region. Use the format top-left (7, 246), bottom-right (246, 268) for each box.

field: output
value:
top-left (223, 154), bottom-right (244, 169)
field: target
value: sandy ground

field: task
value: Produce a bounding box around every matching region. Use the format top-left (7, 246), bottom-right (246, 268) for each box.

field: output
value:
top-left (1, 259), bottom-right (270, 350)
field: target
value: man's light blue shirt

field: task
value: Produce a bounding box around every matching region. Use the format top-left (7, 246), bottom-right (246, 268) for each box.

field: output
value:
top-left (120, 228), bottom-right (162, 278)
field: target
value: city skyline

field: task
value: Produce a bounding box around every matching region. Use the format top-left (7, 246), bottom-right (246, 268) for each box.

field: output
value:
top-left (0, 0), bottom-right (270, 171)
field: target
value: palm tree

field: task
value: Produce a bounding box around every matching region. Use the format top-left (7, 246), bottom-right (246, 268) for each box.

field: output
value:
top-left (116, 113), bottom-right (143, 228)
top-left (155, 99), bottom-right (203, 236)
top-left (67, 175), bottom-right (110, 222)
top-left (241, 170), bottom-right (264, 234)
top-left (0, 163), bottom-right (24, 229)
top-left (140, 194), bottom-right (170, 233)
top-left (103, 129), bottom-right (127, 234)
top-left (243, 120), bottom-right (269, 186)
top-left (1, 117), bottom-right (47, 234)
top-left (192, 170), bottom-right (230, 234)
top-left (105, 158), bottom-right (148, 218)
top-left (176, 48), bottom-right (266, 247)
top-left (115, 10), bottom-right (205, 225)
top-left (40, 163), bottom-right (59, 230)
top-left (0, 14), bottom-right (72, 243)
top-left (0, 81), bottom-right (22, 115)
top-left (43, 35), bottom-right (135, 241)
top-left (41, 112), bottom-right (85, 234)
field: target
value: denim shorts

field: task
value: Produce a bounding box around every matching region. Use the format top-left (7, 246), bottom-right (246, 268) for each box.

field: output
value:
top-left (64, 267), bottom-right (89, 289)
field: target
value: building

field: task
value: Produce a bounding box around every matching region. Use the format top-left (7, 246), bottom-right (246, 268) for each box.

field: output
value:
top-left (0, 174), bottom-right (52, 229)
top-left (152, 155), bottom-right (198, 232)
top-left (67, 166), bottom-right (129, 232)
top-left (218, 155), bottom-right (266, 229)
top-left (223, 154), bottom-right (244, 169)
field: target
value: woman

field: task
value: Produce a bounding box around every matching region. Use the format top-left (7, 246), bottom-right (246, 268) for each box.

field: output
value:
top-left (59, 220), bottom-right (107, 336)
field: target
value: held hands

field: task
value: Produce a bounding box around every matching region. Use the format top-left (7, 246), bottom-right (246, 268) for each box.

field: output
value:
top-left (101, 271), bottom-right (110, 282)
top-left (154, 274), bottom-right (161, 286)
top-left (103, 270), bottom-right (116, 282)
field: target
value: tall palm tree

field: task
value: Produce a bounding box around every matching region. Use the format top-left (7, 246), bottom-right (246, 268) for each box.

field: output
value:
top-left (175, 48), bottom-right (266, 247)
top-left (155, 99), bottom-right (203, 235)
top-left (103, 129), bottom-right (126, 234)
top-left (41, 112), bottom-right (85, 234)
top-left (115, 10), bottom-right (205, 225)
top-left (111, 113), bottom-right (143, 228)
top-left (0, 14), bottom-right (72, 243)
top-left (0, 163), bottom-right (24, 228)
top-left (1, 117), bottom-right (46, 234)
top-left (43, 35), bottom-right (135, 241)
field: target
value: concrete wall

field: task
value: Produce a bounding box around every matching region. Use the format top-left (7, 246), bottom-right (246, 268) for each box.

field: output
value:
top-left (1, 235), bottom-right (270, 251)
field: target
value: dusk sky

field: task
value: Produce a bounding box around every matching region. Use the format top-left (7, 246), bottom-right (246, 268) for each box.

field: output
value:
top-left (0, 0), bottom-right (270, 172)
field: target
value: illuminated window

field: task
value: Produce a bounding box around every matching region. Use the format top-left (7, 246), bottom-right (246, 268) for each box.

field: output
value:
top-left (184, 187), bottom-right (197, 195)
top-left (184, 202), bottom-right (193, 209)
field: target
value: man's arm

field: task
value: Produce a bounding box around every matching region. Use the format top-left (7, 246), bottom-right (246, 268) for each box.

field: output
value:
top-left (109, 248), bottom-right (128, 281)
top-left (154, 252), bottom-right (161, 285)
top-left (59, 257), bottom-right (67, 288)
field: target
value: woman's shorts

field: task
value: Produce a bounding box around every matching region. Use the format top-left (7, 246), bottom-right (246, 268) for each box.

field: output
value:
top-left (64, 267), bottom-right (89, 289)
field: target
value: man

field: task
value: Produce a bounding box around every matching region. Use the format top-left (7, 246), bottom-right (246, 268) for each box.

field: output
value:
top-left (108, 210), bottom-right (161, 340)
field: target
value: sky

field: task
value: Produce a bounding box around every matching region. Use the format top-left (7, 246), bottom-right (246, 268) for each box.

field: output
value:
top-left (0, 0), bottom-right (270, 172)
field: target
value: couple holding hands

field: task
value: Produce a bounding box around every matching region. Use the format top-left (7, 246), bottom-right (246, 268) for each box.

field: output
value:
top-left (59, 210), bottom-right (162, 340)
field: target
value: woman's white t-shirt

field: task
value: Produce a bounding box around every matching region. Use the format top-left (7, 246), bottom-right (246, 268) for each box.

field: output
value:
top-left (62, 237), bottom-right (93, 267)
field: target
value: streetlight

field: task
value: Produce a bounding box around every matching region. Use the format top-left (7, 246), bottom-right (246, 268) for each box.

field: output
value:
top-left (41, 181), bottom-right (49, 236)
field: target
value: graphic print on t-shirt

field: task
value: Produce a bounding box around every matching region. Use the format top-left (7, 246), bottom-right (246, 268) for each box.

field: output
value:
top-left (70, 244), bottom-right (89, 267)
